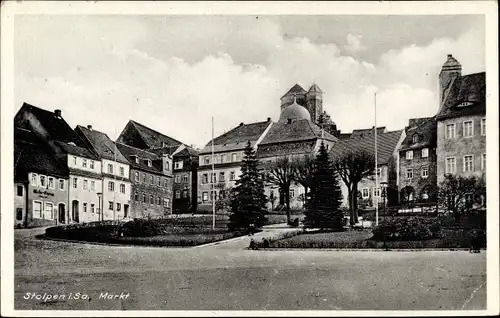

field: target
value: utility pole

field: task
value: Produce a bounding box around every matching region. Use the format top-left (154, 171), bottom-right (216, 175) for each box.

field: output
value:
top-left (212, 116), bottom-right (216, 230)
top-left (374, 93), bottom-right (379, 226)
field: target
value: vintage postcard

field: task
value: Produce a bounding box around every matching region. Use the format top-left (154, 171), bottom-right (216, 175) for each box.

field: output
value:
top-left (1, 1), bottom-right (498, 316)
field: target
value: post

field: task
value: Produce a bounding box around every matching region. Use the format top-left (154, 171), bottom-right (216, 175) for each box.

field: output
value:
top-left (374, 93), bottom-right (379, 226)
top-left (212, 116), bottom-right (216, 230)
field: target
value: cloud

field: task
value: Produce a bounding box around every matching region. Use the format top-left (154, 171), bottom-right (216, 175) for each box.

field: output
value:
top-left (344, 33), bottom-right (366, 53)
top-left (14, 16), bottom-right (485, 149)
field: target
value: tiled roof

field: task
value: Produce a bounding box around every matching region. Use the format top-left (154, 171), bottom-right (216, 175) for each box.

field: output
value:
top-left (115, 142), bottom-right (163, 174)
top-left (15, 103), bottom-right (85, 146)
top-left (14, 128), bottom-right (68, 180)
top-left (351, 127), bottom-right (387, 138)
top-left (75, 125), bottom-right (129, 164)
top-left (281, 84), bottom-right (307, 98)
top-left (330, 129), bottom-right (404, 165)
top-left (129, 120), bottom-right (183, 149)
top-left (260, 119), bottom-right (337, 145)
top-left (54, 140), bottom-right (99, 159)
top-left (437, 72), bottom-right (486, 120)
top-left (174, 146), bottom-right (200, 157)
top-left (199, 121), bottom-right (272, 154)
top-left (399, 117), bottom-right (437, 151)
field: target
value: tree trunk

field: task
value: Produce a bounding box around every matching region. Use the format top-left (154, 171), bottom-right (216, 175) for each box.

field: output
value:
top-left (303, 186), bottom-right (308, 208)
top-left (285, 187), bottom-right (291, 224)
top-left (352, 183), bottom-right (359, 224)
top-left (348, 190), bottom-right (354, 226)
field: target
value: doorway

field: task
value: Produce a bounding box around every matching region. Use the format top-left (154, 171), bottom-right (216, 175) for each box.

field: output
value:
top-left (58, 203), bottom-right (66, 224)
top-left (72, 200), bottom-right (79, 223)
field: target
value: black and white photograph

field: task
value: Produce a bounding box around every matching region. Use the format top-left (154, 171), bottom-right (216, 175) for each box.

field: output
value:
top-left (1, 1), bottom-right (498, 316)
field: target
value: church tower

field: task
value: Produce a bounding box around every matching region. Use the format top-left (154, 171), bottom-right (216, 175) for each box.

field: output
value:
top-left (305, 84), bottom-right (323, 123)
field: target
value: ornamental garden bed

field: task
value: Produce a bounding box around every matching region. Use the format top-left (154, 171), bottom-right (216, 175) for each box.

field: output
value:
top-left (44, 218), bottom-right (249, 247)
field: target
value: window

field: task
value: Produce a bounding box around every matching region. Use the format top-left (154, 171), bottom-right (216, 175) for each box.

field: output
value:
top-left (463, 120), bottom-right (473, 137)
top-left (134, 192), bottom-right (139, 201)
top-left (108, 164), bottom-right (113, 174)
top-left (202, 192), bottom-right (208, 202)
top-left (73, 177), bottom-right (78, 189)
top-left (149, 175), bottom-right (154, 185)
top-left (183, 190), bottom-right (188, 198)
top-left (181, 174), bottom-right (187, 183)
top-left (204, 156), bottom-right (210, 165)
top-left (211, 173), bottom-right (217, 183)
top-left (417, 149), bottom-right (427, 160)
top-left (157, 177), bottom-right (161, 186)
top-left (163, 178), bottom-right (168, 187)
top-left (17, 185), bottom-right (23, 196)
top-left (58, 179), bottom-right (65, 190)
top-left (412, 134), bottom-right (418, 143)
top-left (406, 169), bottom-right (413, 180)
top-left (73, 156), bottom-right (77, 165)
top-left (362, 188), bottom-right (369, 198)
top-left (174, 161), bottom-right (183, 169)
top-left (90, 160), bottom-right (95, 169)
top-left (83, 203), bottom-right (87, 213)
top-left (82, 159), bottom-right (87, 168)
top-left (90, 204), bottom-right (95, 214)
top-left (175, 190), bottom-right (181, 199)
top-left (108, 181), bottom-right (115, 192)
top-left (119, 167), bottom-right (124, 176)
top-left (221, 154), bottom-right (226, 163)
top-left (33, 201), bottom-right (42, 218)
top-left (373, 188), bottom-right (381, 197)
top-left (150, 195), bottom-right (154, 204)
top-left (231, 153), bottom-right (237, 162)
top-left (446, 157), bottom-right (456, 174)
top-left (83, 179), bottom-right (88, 190)
top-left (120, 183), bottom-right (125, 194)
top-left (134, 172), bottom-right (139, 182)
top-left (202, 174), bottom-right (208, 184)
top-left (445, 124), bottom-right (456, 139)
top-left (422, 166), bottom-right (429, 178)
top-left (31, 173), bottom-right (38, 186)
top-left (482, 153), bottom-right (486, 170)
top-left (142, 173), bottom-right (146, 183)
top-left (135, 156), bottom-right (140, 164)
top-left (406, 151), bottom-right (413, 160)
top-left (117, 203), bottom-right (121, 211)
top-left (39, 175), bottom-right (46, 187)
top-left (463, 155), bottom-right (474, 172)
top-left (165, 161), bottom-right (170, 171)
top-left (481, 118), bottom-right (486, 136)
top-left (157, 196), bottom-right (161, 205)
top-left (219, 172), bottom-right (225, 182)
top-left (146, 160), bottom-right (152, 167)
top-left (44, 202), bottom-right (54, 219)
top-left (175, 175), bottom-right (181, 183)
top-left (16, 208), bottom-right (23, 221)
top-left (48, 177), bottom-right (55, 189)
top-left (90, 181), bottom-right (95, 191)
top-left (165, 198), bottom-right (171, 207)
top-left (143, 193), bottom-right (147, 203)
top-left (290, 189), bottom-right (295, 198)
top-left (230, 171), bottom-right (236, 181)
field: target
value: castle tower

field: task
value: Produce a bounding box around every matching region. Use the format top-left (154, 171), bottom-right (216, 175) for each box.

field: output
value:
top-left (280, 84), bottom-right (307, 111)
top-left (306, 84), bottom-right (323, 123)
top-left (439, 54), bottom-right (462, 111)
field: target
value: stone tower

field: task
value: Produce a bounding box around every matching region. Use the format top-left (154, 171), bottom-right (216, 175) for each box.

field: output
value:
top-left (305, 84), bottom-right (323, 123)
top-left (280, 84), bottom-right (307, 111)
top-left (439, 54), bottom-right (462, 111)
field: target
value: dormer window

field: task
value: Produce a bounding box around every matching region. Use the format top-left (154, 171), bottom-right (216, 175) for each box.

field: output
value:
top-left (146, 159), bottom-right (152, 167)
top-left (412, 134), bottom-right (419, 143)
top-left (457, 101), bottom-right (474, 107)
top-left (131, 155), bottom-right (139, 164)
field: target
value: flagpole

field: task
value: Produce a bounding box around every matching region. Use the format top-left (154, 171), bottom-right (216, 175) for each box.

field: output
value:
top-left (212, 116), bottom-right (216, 230)
top-left (114, 125), bottom-right (117, 222)
top-left (374, 93), bottom-right (379, 226)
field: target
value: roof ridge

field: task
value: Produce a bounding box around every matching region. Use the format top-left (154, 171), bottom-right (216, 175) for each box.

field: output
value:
top-left (130, 120), bottom-right (183, 145)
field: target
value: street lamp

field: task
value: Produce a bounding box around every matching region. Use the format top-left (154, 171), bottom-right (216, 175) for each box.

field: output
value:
top-left (97, 192), bottom-right (103, 222)
top-left (380, 181), bottom-right (388, 221)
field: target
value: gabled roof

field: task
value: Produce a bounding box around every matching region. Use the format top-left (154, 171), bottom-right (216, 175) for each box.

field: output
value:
top-left (330, 129), bottom-right (404, 165)
top-left (174, 146), bottom-right (200, 157)
top-left (14, 128), bottom-right (68, 180)
top-left (128, 120), bottom-right (183, 149)
top-left (351, 127), bottom-right (387, 138)
top-left (399, 117), bottom-right (437, 151)
top-left (15, 103), bottom-right (85, 146)
top-left (115, 142), bottom-right (163, 174)
top-left (437, 72), bottom-right (486, 120)
top-left (199, 120), bottom-right (272, 154)
top-left (308, 83), bottom-right (323, 93)
top-left (54, 140), bottom-right (99, 159)
top-left (280, 84), bottom-right (307, 99)
top-left (260, 119), bottom-right (337, 145)
top-left (75, 125), bottom-right (128, 164)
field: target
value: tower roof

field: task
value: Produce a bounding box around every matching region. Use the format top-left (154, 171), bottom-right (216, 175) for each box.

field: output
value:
top-left (441, 54), bottom-right (462, 71)
top-left (308, 83), bottom-right (323, 93)
top-left (280, 84), bottom-right (307, 99)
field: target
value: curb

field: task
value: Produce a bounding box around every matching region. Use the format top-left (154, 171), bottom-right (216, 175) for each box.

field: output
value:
top-left (247, 247), bottom-right (487, 252)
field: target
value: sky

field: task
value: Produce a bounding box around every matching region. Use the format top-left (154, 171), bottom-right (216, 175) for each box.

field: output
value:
top-left (14, 15), bottom-right (485, 149)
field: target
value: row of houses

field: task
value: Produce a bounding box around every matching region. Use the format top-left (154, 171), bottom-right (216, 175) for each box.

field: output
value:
top-left (14, 54), bottom-right (486, 227)
top-left (14, 106), bottom-right (199, 228)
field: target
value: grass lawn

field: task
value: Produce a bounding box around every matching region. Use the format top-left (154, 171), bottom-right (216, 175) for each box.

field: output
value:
top-left (113, 230), bottom-right (248, 247)
top-left (265, 214), bottom-right (303, 225)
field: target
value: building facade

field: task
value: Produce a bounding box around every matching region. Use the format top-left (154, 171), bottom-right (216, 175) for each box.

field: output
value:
top-left (171, 145), bottom-right (199, 213)
top-left (116, 142), bottom-right (173, 218)
top-left (435, 55), bottom-right (486, 183)
top-left (398, 117), bottom-right (438, 203)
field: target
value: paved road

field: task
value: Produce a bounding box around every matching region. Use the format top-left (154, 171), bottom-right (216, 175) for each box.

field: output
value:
top-left (13, 226), bottom-right (486, 311)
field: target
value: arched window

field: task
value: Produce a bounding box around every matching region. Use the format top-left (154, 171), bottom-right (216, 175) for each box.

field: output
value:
top-left (412, 134), bottom-right (418, 143)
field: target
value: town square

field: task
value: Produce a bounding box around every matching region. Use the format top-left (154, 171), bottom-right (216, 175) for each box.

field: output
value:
top-left (2, 1), bottom-right (498, 316)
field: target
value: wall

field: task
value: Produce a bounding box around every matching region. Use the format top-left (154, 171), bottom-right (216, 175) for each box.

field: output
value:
top-left (436, 115), bottom-right (486, 183)
top-left (197, 164), bottom-right (241, 209)
top-left (68, 174), bottom-right (102, 223)
top-left (67, 155), bottom-right (102, 174)
top-left (129, 168), bottom-right (172, 219)
top-left (14, 183), bottom-right (27, 228)
top-left (398, 147), bottom-right (437, 201)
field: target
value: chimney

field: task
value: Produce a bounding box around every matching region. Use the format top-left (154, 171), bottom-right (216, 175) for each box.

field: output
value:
top-left (267, 117), bottom-right (271, 122)
top-left (87, 125), bottom-right (93, 131)
top-left (239, 122), bottom-right (244, 126)
top-left (54, 109), bottom-right (62, 118)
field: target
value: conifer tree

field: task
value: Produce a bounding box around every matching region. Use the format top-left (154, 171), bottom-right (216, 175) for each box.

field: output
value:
top-left (228, 141), bottom-right (268, 230)
top-left (304, 142), bottom-right (344, 230)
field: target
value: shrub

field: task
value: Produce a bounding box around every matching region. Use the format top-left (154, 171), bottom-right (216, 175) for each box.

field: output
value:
top-left (372, 217), bottom-right (441, 241)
